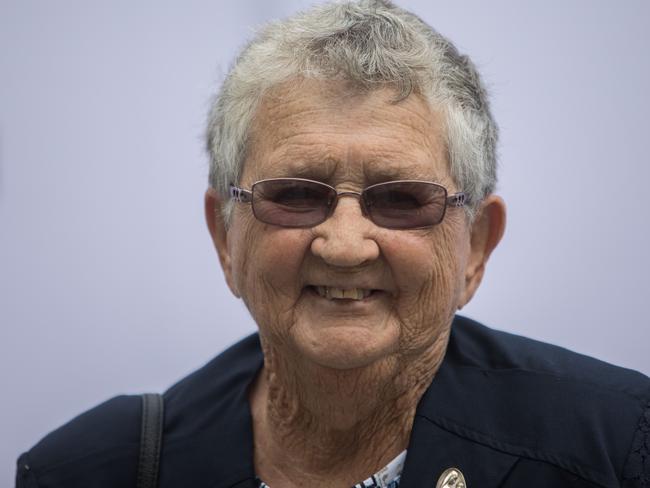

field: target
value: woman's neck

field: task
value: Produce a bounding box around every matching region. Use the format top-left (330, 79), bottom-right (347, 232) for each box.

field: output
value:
top-left (250, 334), bottom-right (448, 487)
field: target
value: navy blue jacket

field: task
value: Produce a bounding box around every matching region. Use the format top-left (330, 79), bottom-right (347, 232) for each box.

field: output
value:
top-left (16, 316), bottom-right (650, 487)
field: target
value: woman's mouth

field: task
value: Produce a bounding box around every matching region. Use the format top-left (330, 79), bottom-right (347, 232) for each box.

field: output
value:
top-left (309, 286), bottom-right (375, 301)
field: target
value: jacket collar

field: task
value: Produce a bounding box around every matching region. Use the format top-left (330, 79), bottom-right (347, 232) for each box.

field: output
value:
top-left (399, 357), bottom-right (519, 488)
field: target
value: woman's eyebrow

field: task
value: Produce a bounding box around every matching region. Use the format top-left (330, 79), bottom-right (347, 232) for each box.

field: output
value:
top-left (263, 157), bottom-right (340, 179)
top-left (262, 153), bottom-right (447, 182)
top-left (363, 160), bottom-right (445, 182)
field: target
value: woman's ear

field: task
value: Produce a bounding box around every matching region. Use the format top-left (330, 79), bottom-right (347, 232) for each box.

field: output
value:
top-left (458, 194), bottom-right (506, 308)
top-left (204, 188), bottom-right (240, 298)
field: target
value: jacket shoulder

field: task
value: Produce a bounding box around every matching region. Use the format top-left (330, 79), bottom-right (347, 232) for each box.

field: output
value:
top-left (420, 315), bottom-right (650, 487)
top-left (164, 332), bottom-right (261, 407)
top-left (162, 333), bottom-right (261, 435)
top-left (16, 395), bottom-right (141, 487)
top-left (16, 334), bottom-right (262, 488)
top-left (157, 334), bottom-right (261, 486)
top-left (450, 315), bottom-right (650, 396)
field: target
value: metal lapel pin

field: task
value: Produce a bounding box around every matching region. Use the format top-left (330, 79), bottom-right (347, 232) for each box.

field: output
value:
top-left (436, 467), bottom-right (467, 488)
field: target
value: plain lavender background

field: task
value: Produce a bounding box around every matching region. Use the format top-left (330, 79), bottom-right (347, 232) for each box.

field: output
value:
top-left (1, 1), bottom-right (649, 485)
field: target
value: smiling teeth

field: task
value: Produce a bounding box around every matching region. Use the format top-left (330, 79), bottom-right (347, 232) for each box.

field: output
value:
top-left (315, 286), bottom-right (372, 300)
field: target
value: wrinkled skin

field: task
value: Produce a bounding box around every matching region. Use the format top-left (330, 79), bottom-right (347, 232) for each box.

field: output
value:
top-left (205, 79), bottom-right (505, 487)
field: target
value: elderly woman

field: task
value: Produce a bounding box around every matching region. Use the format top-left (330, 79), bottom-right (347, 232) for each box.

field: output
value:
top-left (16, 1), bottom-right (650, 487)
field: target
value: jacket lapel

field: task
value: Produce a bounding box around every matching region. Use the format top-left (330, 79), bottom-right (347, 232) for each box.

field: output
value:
top-left (400, 414), bottom-right (518, 488)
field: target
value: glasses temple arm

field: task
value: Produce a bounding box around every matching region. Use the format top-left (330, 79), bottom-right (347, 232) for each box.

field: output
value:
top-left (446, 192), bottom-right (468, 208)
top-left (229, 185), bottom-right (253, 203)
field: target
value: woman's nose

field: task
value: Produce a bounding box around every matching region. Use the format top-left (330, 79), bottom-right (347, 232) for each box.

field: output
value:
top-left (310, 196), bottom-right (380, 267)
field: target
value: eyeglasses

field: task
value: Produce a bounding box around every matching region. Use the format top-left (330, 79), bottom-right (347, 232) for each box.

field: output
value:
top-left (229, 178), bottom-right (467, 230)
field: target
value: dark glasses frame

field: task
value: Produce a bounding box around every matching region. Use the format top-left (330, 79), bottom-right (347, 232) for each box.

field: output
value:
top-left (229, 177), bottom-right (467, 230)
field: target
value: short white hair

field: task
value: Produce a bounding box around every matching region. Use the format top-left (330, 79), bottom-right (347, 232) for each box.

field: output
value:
top-left (206, 0), bottom-right (498, 221)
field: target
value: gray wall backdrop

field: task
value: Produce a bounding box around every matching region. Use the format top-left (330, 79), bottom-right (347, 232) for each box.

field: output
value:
top-left (1, 0), bottom-right (649, 485)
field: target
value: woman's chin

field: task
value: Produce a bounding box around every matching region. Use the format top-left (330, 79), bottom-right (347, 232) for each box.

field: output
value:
top-left (291, 322), bottom-right (400, 370)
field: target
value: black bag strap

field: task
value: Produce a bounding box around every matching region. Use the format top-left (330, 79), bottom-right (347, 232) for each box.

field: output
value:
top-left (137, 393), bottom-right (164, 488)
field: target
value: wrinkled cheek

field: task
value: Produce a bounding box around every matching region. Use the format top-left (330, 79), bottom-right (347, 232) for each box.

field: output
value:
top-left (398, 265), bottom-right (456, 346)
top-left (392, 237), bottom-right (464, 351)
top-left (234, 229), bottom-right (306, 338)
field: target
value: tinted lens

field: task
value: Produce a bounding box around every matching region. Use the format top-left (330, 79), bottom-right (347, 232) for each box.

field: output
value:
top-left (363, 181), bottom-right (447, 229)
top-left (251, 179), bottom-right (336, 227)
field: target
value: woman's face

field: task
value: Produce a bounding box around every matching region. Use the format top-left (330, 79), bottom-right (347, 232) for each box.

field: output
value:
top-left (218, 80), bottom-right (473, 371)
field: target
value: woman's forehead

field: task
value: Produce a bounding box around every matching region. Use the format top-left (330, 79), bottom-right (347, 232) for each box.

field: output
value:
top-left (253, 78), bottom-right (440, 133)
top-left (245, 79), bottom-right (450, 182)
